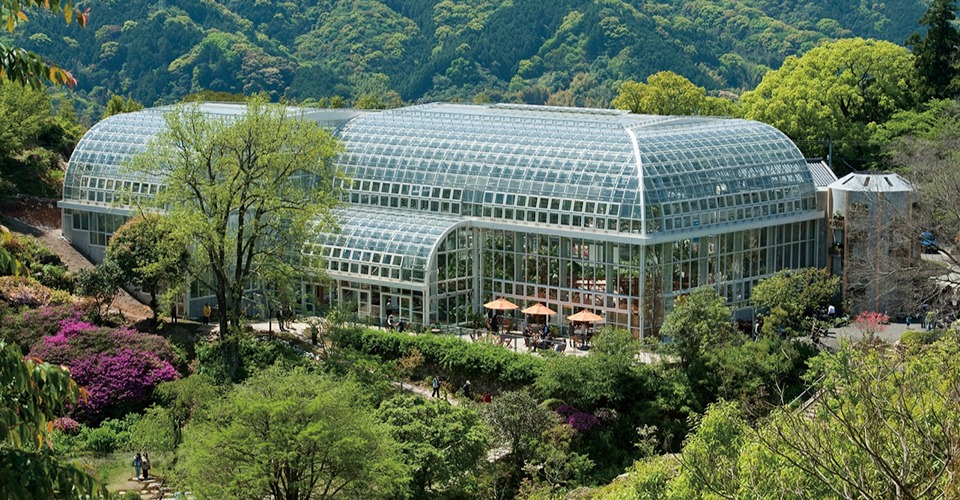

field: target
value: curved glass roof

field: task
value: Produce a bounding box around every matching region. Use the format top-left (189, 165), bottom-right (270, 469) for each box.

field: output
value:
top-left (62, 104), bottom-right (359, 209)
top-left (337, 103), bottom-right (817, 236)
top-left (309, 206), bottom-right (467, 285)
top-left (63, 101), bottom-right (817, 241)
top-left (62, 108), bottom-right (167, 208)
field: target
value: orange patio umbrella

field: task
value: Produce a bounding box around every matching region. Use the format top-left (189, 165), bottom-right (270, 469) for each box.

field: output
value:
top-left (521, 303), bottom-right (556, 316)
top-left (567, 309), bottom-right (604, 323)
top-left (483, 297), bottom-right (519, 311)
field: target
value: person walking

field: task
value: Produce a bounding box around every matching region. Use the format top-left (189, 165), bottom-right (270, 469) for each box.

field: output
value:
top-left (431, 374), bottom-right (441, 398)
top-left (132, 452), bottom-right (142, 480)
top-left (461, 380), bottom-right (472, 400)
top-left (202, 303), bottom-right (212, 326)
top-left (141, 452), bottom-right (151, 480)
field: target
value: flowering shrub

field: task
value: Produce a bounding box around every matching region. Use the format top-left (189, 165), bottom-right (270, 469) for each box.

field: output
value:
top-left (854, 311), bottom-right (889, 340)
top-left (52, 417), bottom-right (81, 435)
top-left (0, 303), bottom-right (82, 353)
top-left (29, 318), bottom-right (182, 424)
top-left (555, 404), bottom-right (600, 432)
top-left (32, 324), bottom-right (179, 367)
top-left (70, 349), bottom-right (179, 423)
top-left (0, 276), bottom-right (72, 308)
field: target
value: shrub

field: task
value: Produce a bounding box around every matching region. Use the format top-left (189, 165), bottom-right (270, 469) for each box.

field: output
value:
top-left (70, 349), bottom-right (179, 423)
top-left (79, 416), bottom-right (139, 456)
top-left (0, 275), bottom-right (73, 308)
top-left (336, 328), bottom-right (544, 388)
top-left (31, 320), bottom-right (182, 424)
top-left (0, 302), bottom-right (81, 352)
top-left (196, 333), bottom-right (315, 383)
top-left (52, 417), bottom-right (82, 435)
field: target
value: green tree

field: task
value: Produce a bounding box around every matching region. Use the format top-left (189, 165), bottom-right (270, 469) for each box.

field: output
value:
top-left (740, 38), bottom-right (918, 170)
top-left (179, 366), bottom-right (407, 499)
top-left (0, 0), bottom-right (87, 88)
top-left (102, 95), bottom-right (144, 119)
top-left (74, 259), bottom-right (123, 321)
top-left (127, 96), bottom-right (343, 380)
top-left (736, 337), bottom-right (960, 498)
top-left (132, 374), bottom-right (219, 455)
top-left (669, 401), bottom-right (748, 498)
top-left (612, 71), bottom-right (736, 116)
top-left (105, 214), bottom-right (188, 320)
top-left (660, 286), bottom-right (736, 365)
top-left (751, 268), bottom-right (839, 337)
top-left (483, 390), bottom-right (548, 474)
top-left (0, 341), bottom-right (106, 499)
top-left (907, 0), bottom-right (960, 99)
top-left (535, 327), bottom-right (649, 411)
top-left (376, 394), bottom-right (489, 498)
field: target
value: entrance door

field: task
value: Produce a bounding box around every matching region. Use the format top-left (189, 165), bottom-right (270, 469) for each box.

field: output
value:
top-left (382, 293), bottom-right (412, 325)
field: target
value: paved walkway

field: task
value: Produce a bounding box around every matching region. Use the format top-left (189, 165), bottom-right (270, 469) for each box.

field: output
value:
top-left (819, 321), bottom-right (915, 350)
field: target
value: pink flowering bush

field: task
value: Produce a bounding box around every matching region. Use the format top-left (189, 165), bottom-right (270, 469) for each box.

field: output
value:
top-left (854, 311), bottom-right (889, 340)
top-left (52, 417), bottom-right (81, 435)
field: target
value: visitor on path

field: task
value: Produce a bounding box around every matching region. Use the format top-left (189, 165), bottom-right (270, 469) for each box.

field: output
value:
top-left (133, 452), bottom-right (142, 480)
top-left (277, 307), bottom-right (286, 331)
top-left (387, 314), bottom-right (395, 330)
top-left (170, 304), bottom-right (177, 324)
top-left (397, 319), bottom-right (406, 333)
top-left (462, 380), bottom-right (472, 400)
top-left (142, 452), bottom-right (151, 480)
top-left (482, 392), bottom-right (492, 403)
top-left (202, 303), bottom-right (212, 326)
top-left (432, 374), bottom-right (441, 398)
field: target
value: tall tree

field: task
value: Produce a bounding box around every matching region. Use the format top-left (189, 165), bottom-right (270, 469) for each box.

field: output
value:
top-left (102, 95), bottom-right (144, 120)
top-left (751, 268), bottom-right (839, 337)
top-left (611, 71), bottom-right (736, 116)
top-left (0, 342), bottom-right (106, 499)
top-left (179, 366), bottom-right (406, 499)
top-left (0, 0), bottom-right (87, 88)
top-left (128, 96), bottom-right (343, 381)
top-left (376, 394), bottom-right (489, 498)
top-left (907, 0), bottom-right (960, 100)
top-left (660, 286), bottom-right (736, 366)
top-left (740, 38), bottom-right (918, 171)
top-left (106, 214), bottom-right (188, 320)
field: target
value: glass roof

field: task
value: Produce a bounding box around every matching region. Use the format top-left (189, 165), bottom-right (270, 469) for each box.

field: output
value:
top-left (308, 206), bottom-right (467, 284)
top-left (63, 102), bottom-right (818, 240)
top-left (336, 103), bottom-right (817, 236)
top-left (62, 104), bottom-right (360, 208)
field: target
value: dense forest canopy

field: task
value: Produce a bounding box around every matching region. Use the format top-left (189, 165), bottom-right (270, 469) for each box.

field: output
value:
top-left (7, 0), bottom-right (927, 114)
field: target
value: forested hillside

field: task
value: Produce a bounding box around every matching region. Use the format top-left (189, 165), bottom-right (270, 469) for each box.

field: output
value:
top-left (9, 0), bottom-right (926, 112)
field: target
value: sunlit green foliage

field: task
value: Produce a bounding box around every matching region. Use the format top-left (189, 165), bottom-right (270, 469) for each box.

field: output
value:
top-left (0, 341), bottom-right (107, 499)
top-left (179, 365), bottom-right (407, 499)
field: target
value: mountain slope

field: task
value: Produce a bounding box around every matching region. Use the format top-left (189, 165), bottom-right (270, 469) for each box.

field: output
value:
top-left (12, 0), bottom-right (927, 108)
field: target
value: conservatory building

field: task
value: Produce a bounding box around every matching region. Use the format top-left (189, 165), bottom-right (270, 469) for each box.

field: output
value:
top-left (61, 102), bottom-right (823, 338)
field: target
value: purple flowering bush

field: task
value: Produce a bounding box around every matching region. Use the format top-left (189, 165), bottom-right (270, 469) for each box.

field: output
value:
top-left (0, 303), bottom-right (82, 354)
top-left (555, 404), bottom-right (600, 432)
top-left (29, 317), bottom-right (182, 424)
top-left (70, 349), bottom-right (179, 423)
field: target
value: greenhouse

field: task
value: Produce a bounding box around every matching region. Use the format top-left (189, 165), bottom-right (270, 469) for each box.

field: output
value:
top-left (61, 102), bottom-right (823, 337)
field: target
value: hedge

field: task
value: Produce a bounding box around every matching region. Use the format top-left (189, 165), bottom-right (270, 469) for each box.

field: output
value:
top-left (336, 328), bottom-right (544, 388)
